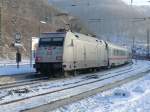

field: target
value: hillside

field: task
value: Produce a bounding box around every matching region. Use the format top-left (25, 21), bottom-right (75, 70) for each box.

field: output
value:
top-left (49, 0), bottom-right (148, 45)
top-left (0, 0), bottom-right (88, 59)
top-left (134, 6), bottom-right (150, 16)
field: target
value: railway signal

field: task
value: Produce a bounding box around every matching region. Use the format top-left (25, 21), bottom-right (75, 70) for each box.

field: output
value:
top-left (13, 32), bottom-right (22, 68)
top-left (15, 32), bottom-right (21, 43)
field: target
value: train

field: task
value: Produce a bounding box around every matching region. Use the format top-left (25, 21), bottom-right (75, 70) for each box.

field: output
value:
top-left (34, 31), bottom-right (132, 77)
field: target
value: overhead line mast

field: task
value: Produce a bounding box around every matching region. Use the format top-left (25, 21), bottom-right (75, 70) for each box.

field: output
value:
top-left (0, 1), bottom-right (2, 46)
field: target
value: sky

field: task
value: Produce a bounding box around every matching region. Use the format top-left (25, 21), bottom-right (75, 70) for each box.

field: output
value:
top-left (122, 0), bottom-right (150, 5)
top-left (51, 0), bottom-right (150, 6)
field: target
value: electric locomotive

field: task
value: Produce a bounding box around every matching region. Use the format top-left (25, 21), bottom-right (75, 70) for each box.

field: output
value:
top-left (34, 31), bottom-right (131, 77)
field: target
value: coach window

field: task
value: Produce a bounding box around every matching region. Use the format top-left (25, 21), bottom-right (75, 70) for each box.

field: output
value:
top-left (116, 50), bottom-right (118, 56)
top-left (120, 51), bottom-right (122, 56)
top-left (115, 50), bottom-right (117, 56)
top-left (118, 50), bottom-right (120, 56)
top-left (113, 50), bottom-right (115, 55)
top-left (120, 51), bottom-right (121, 55)
top-left (119, 50), bottom-right (122, 56)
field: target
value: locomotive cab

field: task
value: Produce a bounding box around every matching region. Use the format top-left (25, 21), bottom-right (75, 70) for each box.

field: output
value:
top-left (35, 32), bottom-right (66, 76)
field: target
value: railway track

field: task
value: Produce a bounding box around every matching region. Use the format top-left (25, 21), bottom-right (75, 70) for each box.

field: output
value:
top-left (27, 69), bottom-right (150, 112)
top-left (0, 63), bottom-right (140, 106)
top-left (0, 61), bottom-right (148, 112)
top-left (0, 76), bottom-right (49, 90)
top-left (0, 63), bottom-right (132, 90)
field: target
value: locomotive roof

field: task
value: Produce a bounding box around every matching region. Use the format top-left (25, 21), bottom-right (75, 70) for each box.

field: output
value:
top-left (71, 32), bottom-right (104, 43)
top-left (41, 32), bottom-right (66, 34)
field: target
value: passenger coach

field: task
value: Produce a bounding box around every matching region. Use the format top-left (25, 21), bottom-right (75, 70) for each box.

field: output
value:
top-left (107, 42), bottom-right (131, 67)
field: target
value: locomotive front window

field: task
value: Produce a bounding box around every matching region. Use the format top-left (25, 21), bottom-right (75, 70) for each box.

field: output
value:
top-left (39, 37), bottom-right (64, 47)
top-left (53, 38), bottom-right (64, 42)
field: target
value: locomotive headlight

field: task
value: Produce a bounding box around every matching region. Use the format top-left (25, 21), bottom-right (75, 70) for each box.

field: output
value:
top-left (35, 56), bottom-right (41, 62)
top-left (56, 56), bottom-right (62, 60)
top-left (63, 64), bottom-right (66, 68)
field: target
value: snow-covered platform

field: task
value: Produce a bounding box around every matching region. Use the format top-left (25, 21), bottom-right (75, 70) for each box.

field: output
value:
top-left (0, 65), bottom-right (35, 76)
top-left (0, 60), bottom-right (35, 76)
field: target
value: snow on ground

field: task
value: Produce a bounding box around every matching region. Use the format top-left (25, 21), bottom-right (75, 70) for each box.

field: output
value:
top-left (0, 60), bottom-right (149, 112)
top-left (0, 60), bottom-right (31, 66)
top-left (53, 63), bottom-right (150, 112)
top-left (0, 65), bottom-right (35, 76)
top-left (0, 60), bottom-right (35, 76)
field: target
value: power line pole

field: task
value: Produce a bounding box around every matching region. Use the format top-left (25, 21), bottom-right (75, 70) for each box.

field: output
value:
top-left (130, 0), bottom-right (136, 58)
top-left (0, 7), bottom-right (2, 46)
top-left (88, 18), bottom-right (104, 38)
top-left (147, 26), bottom-right (150, 59)
top-left (131, 0), bottom-right (133, 5)
top-left (0, 0), bottom-right (3, 46)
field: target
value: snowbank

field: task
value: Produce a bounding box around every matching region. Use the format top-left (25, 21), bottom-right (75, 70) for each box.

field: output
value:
top-left (53, 65), bottom-right (150, 112)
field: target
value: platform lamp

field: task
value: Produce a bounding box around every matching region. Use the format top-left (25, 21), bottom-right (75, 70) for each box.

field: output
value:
top-left (39, 20), bottom-right (47, 37)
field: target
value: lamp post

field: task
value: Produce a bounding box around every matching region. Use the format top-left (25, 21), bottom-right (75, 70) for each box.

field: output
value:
top-left (29, 20), bottom-right (47, 67)
top-left (39, 20), bottom-right (47, 37)
top-left (0, 0), bottom-right (3, 46)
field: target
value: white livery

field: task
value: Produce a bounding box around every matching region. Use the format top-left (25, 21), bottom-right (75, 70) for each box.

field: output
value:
top-left (34, 31), bottom-right (131, 76)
